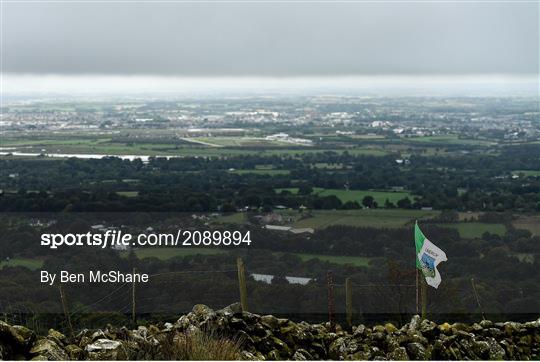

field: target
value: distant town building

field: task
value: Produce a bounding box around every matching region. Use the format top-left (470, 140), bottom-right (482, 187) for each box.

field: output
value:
top-left (264, 225), bottom-right (314, 234)
top-left (264, 225), bottom-right (291, 232)
top-left (251, 273), bottom-right (313, 285)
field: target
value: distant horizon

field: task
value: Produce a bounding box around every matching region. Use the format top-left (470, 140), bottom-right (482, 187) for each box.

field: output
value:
top-left (2, 73), bottom-right (539, 98)
top-left (4, 1), bottom-right (537, 99)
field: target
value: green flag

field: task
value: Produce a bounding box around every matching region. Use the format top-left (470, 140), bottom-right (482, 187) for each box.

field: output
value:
top-left (414, 221), bottom-right (447, 289)
top-left (414, 221), bottom-right (427, 269)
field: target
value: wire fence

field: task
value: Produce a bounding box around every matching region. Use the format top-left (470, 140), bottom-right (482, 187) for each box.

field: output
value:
top-left (0, 258), bottom-right (536, 335)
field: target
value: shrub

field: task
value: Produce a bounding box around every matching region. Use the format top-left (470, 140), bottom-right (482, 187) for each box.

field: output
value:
top-left (161, 329), bottom-right (243, 360)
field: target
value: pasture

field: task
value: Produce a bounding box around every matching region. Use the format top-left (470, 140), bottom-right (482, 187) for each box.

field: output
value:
top-left (230, 169), bottom-right (290, 176)
top-left (446, 222), bottom-right (506, 238)
top-left (512, 170), bottom-right (540, 177)
top-left (215, 213), bottom-right (247, 224)
top-left (0, 258), bottom-right (44, 270)
top-left (316, 188), bottom-right (412, 205)
top-left (293, 253), bottom-right (373, 267)
top-left (276, 187), bottom-right (412, 205)
top-left (289, 209), bottom-right (439, 229)
top-left (124, 247), bottom-right (228, 260)
top-left (406, 135), bottom-right (496, 146)
top-left (1, 132), bottom-right (399, 160)
top-left (189, 137), bottom-right (293, 147)
top-left (116, 191), bottom-right (139, 197)
top-left (513, 215), bottom-right (540, 235)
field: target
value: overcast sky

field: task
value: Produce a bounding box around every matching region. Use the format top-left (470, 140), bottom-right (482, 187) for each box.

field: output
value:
top-left (3, 1), bottom-right (539, 77)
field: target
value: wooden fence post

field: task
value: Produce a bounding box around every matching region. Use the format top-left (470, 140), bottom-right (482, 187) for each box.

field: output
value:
top-left (59, 284), bottom-right (74, 338)
top-left (237, 257), bottom-right (248, 312)
top-left (345, 277), bottom-right (353, 328)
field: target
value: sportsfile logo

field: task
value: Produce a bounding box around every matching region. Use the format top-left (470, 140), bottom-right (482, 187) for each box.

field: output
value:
top-left (40, 230), bottom-right (252, 249)
top-left (41, 230), bottom-right (133, 249)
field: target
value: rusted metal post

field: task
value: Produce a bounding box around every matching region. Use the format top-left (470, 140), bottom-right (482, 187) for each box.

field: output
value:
top-left (326, 271), bottom-right (335, 330)
top-left (59, 284), bottom-right (74, 338)
top-left (345, 277), bottom-right (353, 328)
top-left (470, 278), bottom-right (486, 320)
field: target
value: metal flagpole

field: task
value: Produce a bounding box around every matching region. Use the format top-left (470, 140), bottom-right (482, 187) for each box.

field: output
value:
top-left (416, 269), bottom-right (419, 314)
top-left (421, 277), bottom-right (427, 320)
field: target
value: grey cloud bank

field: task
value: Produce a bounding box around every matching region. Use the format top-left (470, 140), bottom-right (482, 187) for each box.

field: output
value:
top-left (3, 2), bottom-right (539, 76)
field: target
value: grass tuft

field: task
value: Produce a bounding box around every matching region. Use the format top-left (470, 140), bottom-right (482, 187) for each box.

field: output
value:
top-left (161, 329), bottom-right (243, 360)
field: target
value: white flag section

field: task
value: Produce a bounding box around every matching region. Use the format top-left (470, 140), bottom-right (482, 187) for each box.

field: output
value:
top-left (417, 238), bottom-right (447, 289)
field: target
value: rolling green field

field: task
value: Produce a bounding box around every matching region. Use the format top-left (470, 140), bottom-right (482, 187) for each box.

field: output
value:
top-left (214, 208), bottom-right (439, 229)
top-left (124, 247), bottom-right (228, 260)
top-left (447, 222), bottom-right (506, 238)
top-left (125, 248), bottom-right (374, 269)
top-left (116, 191), bottom-right (140, 197)
top-left (287, 211), bottom-right (505, 238)
top-left (275, 188), bottom-right (302, 194)
top-left (230, 169), bottom-right (290, 176)
top-left (512, 170), bottom-right (540, 177)
top-left (1, 143), bottom-right (389, 158)
top-left (312, 163), bottom-right (349, 169)
top-left (513, 216), bottom-right (540, 235)
top-left (2, 134), bottom-right (392, 158)
top-left (215, 212), bottom-right (247, 224)
top-left (293, 253), bottom-right (372, 267)
top-left (289, 209), bottom-right (439, 229)
top-left (191, 137), bottom-right (292, 147)
top-left (276, 187), bottom-right (412, 205)
top-left (316, 188), bottom-right (411, 205)
top-left (0, 258), bottom-right (44, 270)
top-left (214, 209), bottom-right (500, 238)
top-left (1, 137), bottom-right (113, 147)
top-left (406, 135), bottom-right (496, 146)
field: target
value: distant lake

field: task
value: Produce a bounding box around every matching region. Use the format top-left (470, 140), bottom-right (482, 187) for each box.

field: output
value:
top-left (0, 150), bottom-right (182, 162)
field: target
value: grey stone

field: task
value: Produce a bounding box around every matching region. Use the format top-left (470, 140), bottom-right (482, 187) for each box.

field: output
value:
top-left (388, 346), bottom-right (409, 360)
top-left (292, 348), bottom-right (312, 360)
top-left (472, 340), bottom-right (490, 358)
top-left (65, 344), bottom-right (84, 360)
top-left (408, 315), bottom-right (421, 333)
top-left (267, 349), bottom-right (280, 360)
top-left (85, 338), bottom-right (122, 352)
top-left (260, 315), bottom-right (279, 330)
top-left (329, 336), bottom-right (359, 360)
top-left (46, 329), bottom-right (66, 347)
top-left (222, 302), bottom-right (243, 316)
top-left (85, 338), bottom-right (125, 360)
top-left (419, 320), bottom-right (438, 339)
top-left (479, 320), bottom-right (494, 329)
top-left (353, 324), bottom-right (367, 338)
top-left (192, 304), bottom-right (214, 318)
top-left (29, 339), bottom-right (68, 361)
top-left (487, 337), bottom-right (506, 360)
top-left (406, 342), bottom-right (428, 360)
top-left (241, 350), bottom-right (258, 360)
top-left (0, 321), bottom-right (36, 351)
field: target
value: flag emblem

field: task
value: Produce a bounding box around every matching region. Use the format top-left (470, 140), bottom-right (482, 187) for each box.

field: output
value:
top-left (415, 222), bottom-right (447, 289)
top-left (420, 253), bottom-right (436, 278)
